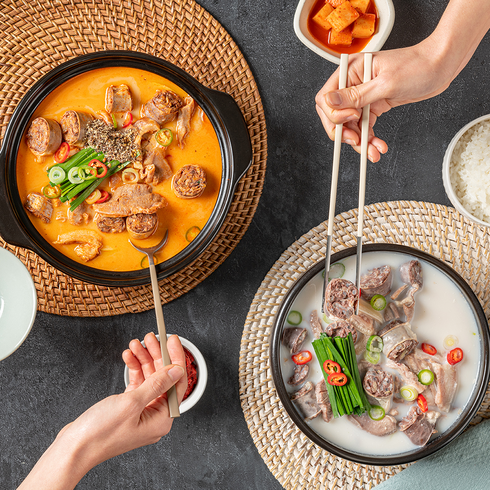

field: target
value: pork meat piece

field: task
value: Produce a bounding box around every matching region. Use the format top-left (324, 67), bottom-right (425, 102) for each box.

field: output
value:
top-left (400, 260), bottom-right (423, 290)
top-left (60, 110), bottom-right (93, 146)
top-left (176, 97), bottom-right (196, 149)
top-left (25, 193), bottom-right (53, 223)
top-left (360, 265), bottom-right (392, 300)
top-left (379, 320), bottom-right (417, 361)
top-left (348, 313), bottom-right (375, 336)
top-left (315, 380), bottom-right (333, 423)
top-left (430, 361), bottom-right (458, 413)
top-left (172, 165), bottom-right (207, 199)
top-left (142, 89), bottom-right (184, 124)
top-left (133, 117), bottom-right (161, 148)
top-left (310, 310), bottom-right (323, 339)
top-left (282, 327), bottom-right (307, 354)
top-left (348, 412), bottom-right (398, 437)
top-left (383, 302), bottom-right (400, 322)
top-left (386, 358), bottom-right (426, 393)
top-left (399, 406), bottom-right (440, 446)
top-left (105, 84), bottom-right (132, 113)
top-left (363, 367), bottom-right (394, 412)
top-left (26, 117), bottom-right (62, 156)
top-left (324, 278), bottom-right (358, 320)
top-left (68, 201), bottom-right (89, 226)
top-left (142, 146), bottom-right (172, 184)
top-left (92, 184), bottom-right (167, 217)
top-left (96, 216), bottom-right (126, 234)
top-left (53, 230), bottom-right (103, 262)
top-left (354, 331), bottom-right (368, 355)
top-left (290, 381), bottom-right (321, 420)
top-left (324, 319), bottom-right (358, 343)
top-left (288, 364), bottom-right (309, 386)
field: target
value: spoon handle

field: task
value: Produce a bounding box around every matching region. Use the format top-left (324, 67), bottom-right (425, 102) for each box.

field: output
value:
top-left (148, 253), bottom-right (180, 418)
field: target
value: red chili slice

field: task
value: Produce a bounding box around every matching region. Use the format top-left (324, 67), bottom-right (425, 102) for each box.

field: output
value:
top-left (323, 360), bottom-right (341, 375)
top-left (122, 111), bottom-right (133, 128)
top-left (95, 190), bottom-right (110, 204)
top-left (327, 372), bottom-right (348, 386)
top-left (54, 142), bottom-right (70, 163)
top-left (89, 159), bottom-right (108, 178)
top-left (417, 394), bottom-right (428, 413)
top-left (421, 343), bottom-right (437, 356)
top-left (447, 347), bottom-right (463, 365)
top-left (291, 350), bottom-right (312, 365)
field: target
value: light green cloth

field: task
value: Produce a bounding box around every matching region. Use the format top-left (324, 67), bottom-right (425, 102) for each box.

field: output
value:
top-left (375, 420), bottom-right (490, 490)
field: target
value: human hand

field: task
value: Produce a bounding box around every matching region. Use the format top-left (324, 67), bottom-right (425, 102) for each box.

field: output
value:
top-left (59, 333), bottom-right (187, 470)
top-left (315, 40), bottom-right (453, 162)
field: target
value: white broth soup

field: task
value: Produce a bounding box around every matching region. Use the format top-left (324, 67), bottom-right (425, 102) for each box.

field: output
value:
top-left (280, 251), bottom-right (481, 456)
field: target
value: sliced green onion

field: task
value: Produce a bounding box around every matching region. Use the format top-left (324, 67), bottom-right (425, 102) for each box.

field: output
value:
top-left (418, 369), bottom-right (435, 386)
top-left (443, 335), bottom-right (459, 351)
top-left (368, 405), bottom-right (385, 421)
top-left (48, 166), bottom-right (66, 185)
top-left (370, 294), bottom-right (387, 311)
top-left (322, 313), bottom-right (332, 324)
top-left (363, 350), bottom-right (380, 364)
top-left (329, 262), bottom-right (345, 280)
top-left (68, 167), bottom-right (84, 184)
top-left (111, 113), bottom-right (117, 129)
top-left (287, 310), bottom-right (302, 325)
top-left (400, 385), bottom-right (418, 401)
top-left (366, 335), bottom-right (383, 353)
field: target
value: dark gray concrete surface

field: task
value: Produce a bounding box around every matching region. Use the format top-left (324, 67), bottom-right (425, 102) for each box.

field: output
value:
top-left (2, 1), bottom-right (490, 488)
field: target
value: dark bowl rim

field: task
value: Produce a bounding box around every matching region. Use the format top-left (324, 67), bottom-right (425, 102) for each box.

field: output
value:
top-left (0, 50), bottom-right (251, 286)
top-left (270, 242), bottom-right (490, 466)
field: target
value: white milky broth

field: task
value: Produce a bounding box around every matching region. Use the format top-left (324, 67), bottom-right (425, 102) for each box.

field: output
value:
top-left (280, 251), bottom-right (481, 456)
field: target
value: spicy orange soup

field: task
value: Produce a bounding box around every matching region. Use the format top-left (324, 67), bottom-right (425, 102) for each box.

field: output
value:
top-left (308, 0), bottom-right (378, 55)
top-left (16, 67), bottom-right (222, 271)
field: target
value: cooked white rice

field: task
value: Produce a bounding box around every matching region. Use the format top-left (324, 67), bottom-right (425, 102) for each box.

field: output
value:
top-left (450, 120), bottom-right (490, 223)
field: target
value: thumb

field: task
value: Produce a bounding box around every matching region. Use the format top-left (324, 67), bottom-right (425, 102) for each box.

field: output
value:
top-left (133, 364), bottom-right (185, 407)
top-left (326, 79), bottom-right (383, 111)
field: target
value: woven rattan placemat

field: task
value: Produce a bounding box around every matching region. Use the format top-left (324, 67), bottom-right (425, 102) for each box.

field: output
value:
top-left (239, 201), bottom-right (490, 490)
top-left (0, 0), bottom-right (266, 317)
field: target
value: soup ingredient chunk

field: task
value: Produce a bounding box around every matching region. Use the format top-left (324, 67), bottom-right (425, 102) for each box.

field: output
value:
top-left (172, 165), bottom-right (207, 199)
top-left (67, 201), bottom-right (89, 226)
top-left (399, 406), bottom-right (440, 446)
top-left (324, 278), bottom-right (358, 320)
top-left (363, 367), bottom-right (394, 412)
top-left (176, 97), bottom-right (196, 149)
top-left (288, 364), bottom-right (309, 386)
top-left (60, 111), bottom-right (94, 146)
top-left (378, 319), bottom-right (418, 361)
top-left (133, 117), bottom-right (161, 147)
top-left (310, 309), bottom-right (324, 339)
top-left (347, 412), bottom-right (397, 437)
top-left (386, 358), bottom-right (426, 394)
top-left (105, 84), bottom-right (132, 113)
top-left (290, 381), bottom-right (322, 420)
top-left (54, 230), bottom-right (103, 262)
top-left (315, 379), bottom-right (333, 422)
top-left (126, 213), bottom-right (158, 240)
top-left (95, 216), bottom-right (126, 234)
top-left (25, 192), bottom-right (53, 223)
top-left (282, 327), bottom-right (307, 354)
top-left (92, 183), bottom-right (167, 217)
top-left (141, 146), bottom-right (172, 185)
top-left (324, 319), bottom-right (358, 343)
top-left (400, 260), bottom-right (423, 289)
top-left (26, 117), bottom-right (62, 156)
top-left (143, 89), bottom-right (184, 124)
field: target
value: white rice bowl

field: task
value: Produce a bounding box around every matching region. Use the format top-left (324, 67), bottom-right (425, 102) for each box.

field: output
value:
top-left (449, 119), bottom-right (490, 224)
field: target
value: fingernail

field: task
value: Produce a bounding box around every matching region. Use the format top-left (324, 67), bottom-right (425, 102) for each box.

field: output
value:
top-left (168, 365), bottom-right (185, 382)
top-left (327, 91), bottom-right (342, 106)
top-left (345, 139), bottom-right (357, 146)
top-left (346, 114), bottom-right (359, 122)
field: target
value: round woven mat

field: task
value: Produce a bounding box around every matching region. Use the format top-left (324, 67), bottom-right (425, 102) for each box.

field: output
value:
top-left (239, 201), bottom-right (490, 490)
top-left (0, 0), bottom-right (266, 317)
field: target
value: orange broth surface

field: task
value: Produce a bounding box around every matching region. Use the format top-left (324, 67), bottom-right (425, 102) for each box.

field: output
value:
top-left (307, 0), bottom-right (378, 55)
top-left (16, 67), bottom-right (222, 271)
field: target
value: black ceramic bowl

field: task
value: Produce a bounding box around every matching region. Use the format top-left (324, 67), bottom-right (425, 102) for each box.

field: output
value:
top-left (0, 51), bottom-right (252, 286)
top-left (270, 243), bottom-right (490, 466)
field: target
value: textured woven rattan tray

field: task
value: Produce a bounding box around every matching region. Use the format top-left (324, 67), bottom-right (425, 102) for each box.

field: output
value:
top-left (0, 0), bottom-right (266, 316)
top-left (239, 201), bottom-right (490, 489)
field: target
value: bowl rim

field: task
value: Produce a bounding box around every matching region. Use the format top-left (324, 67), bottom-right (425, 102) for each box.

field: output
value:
top-left (442, 113), bottom-right (490, 228)
top-left (293, 0), bottom-right (395, 65)
top-left (269, 243), bottom-right (490, 465)
top-left (123, 334), bottom-right (208, 414)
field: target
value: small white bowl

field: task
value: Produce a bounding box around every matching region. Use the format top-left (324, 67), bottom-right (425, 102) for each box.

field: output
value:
top-left (293, 0), bottom-right (395, 64)
top-left (124, 334), bottom-right (207, 413)
top-left (442, 114), bottom-right (490, 228)
top-left (0, 247), bottom-right (37, 361)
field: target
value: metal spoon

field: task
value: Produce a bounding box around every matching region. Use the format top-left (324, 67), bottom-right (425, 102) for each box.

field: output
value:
top-left (130, 230), bottom-right (180, 418)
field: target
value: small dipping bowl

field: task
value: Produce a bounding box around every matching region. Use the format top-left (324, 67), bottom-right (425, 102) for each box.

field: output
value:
top-left (124, 334), bottom-right (207, 413)
top-left (293, 0), bottom-right (395, 64)
top-left (443, 114), bottom-right (490, 227)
